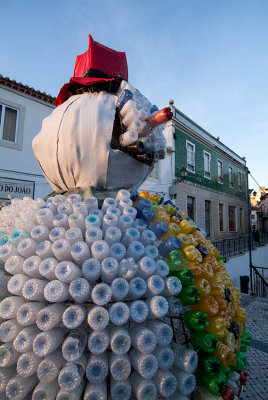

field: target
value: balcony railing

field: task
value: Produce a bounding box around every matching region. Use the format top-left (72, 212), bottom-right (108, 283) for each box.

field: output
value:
top-left (212, 232), bottom-right (268, 260)
top-left (251, 265), bottom-right (268, 297)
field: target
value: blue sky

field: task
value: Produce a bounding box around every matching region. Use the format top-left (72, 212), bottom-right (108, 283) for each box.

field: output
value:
top-left (1, 0), bottom-right (267, 190)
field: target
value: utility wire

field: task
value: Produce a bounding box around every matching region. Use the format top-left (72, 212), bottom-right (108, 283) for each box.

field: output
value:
top-left (249, 173), bottom-right (262, 189)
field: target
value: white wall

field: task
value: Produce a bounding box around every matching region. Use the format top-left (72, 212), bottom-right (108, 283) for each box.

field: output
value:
top-left (226, 245), bottom-right (268, 289)
top-left (0, 87), bottom-right (54, 199)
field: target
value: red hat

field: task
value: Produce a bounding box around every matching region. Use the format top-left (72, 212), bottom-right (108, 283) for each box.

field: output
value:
top-left (55, 34), bottom-right (128, 106)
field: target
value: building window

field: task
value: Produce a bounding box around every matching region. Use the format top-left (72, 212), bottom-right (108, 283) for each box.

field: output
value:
top-left (219, 203), bottom-right (224, 231)
top-left (205, 200), bottom-right (211, 236)
top-left (218, 160), bottom-right (223, 183)
top-left (186, 141), bottom-right (195, 173)
top-left (229, 167), bottom-right (233, 187)
top-left (0, 99), bottom-right (25, 150)
top-left (187, 196), bottom-right (195, 220)
top-left (228, 205), bottom-right (236, 231)
top-left (203, 151), bottom-right (211, 178)
top-left (238, 172), bottom-right (242, 190)
top-left (240, 208), bottom-right (244, 233)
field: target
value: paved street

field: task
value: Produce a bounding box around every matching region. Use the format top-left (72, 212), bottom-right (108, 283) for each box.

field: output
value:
top-left (240, 295), bottom-right (268, 399)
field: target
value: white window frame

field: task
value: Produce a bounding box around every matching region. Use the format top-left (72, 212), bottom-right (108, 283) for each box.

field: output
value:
top-left (186, 140), bottom-right (195, 173)
top-left (229, 166), bottom-right (233, 188)
top-left (217, 159), bottom-right (223, 184)
top-left (203, 151), bottom-right (211, 179)
top-left (0, 98), bottom-right (25, 151)
top-left (238, 172), bottom-right (242, 191)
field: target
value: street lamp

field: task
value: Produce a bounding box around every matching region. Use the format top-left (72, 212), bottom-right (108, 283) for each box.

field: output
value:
top-left (173, 167), bottom-right (188, 184)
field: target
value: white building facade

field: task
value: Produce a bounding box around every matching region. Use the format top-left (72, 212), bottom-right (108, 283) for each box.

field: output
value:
top-left (0, 75), bottom-right (55, 203)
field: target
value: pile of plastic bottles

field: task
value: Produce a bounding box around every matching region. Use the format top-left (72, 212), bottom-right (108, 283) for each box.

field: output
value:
top-left (0, 189), bottom-right (199, 400)
top-left (133, 190), bottom-right (250, 400)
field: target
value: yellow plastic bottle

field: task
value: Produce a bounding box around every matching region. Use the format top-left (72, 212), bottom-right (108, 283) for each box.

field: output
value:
top-left (194, 278), bottom-right (211, 297)
top-left (214, 342), bottom-right (235, 367)
top-left (191, 295), bottom-right (219, 316)
top-left (150, 192), bottom-right (162, 204)
top-left (179, 220), bottom-right (197, 234)
top-left (176, 233), bottom-right (191, 248)
top-left (205, 317), bottom-right (229, 338)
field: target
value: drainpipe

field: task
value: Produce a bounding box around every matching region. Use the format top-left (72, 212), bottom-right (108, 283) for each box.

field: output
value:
top-left (246, 168), bottom-right (253, 294)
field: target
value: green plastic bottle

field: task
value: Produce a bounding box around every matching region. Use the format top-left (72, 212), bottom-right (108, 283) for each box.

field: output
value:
top-left (190, 331), bottom-right (219, 353)
top-left (178, 285), bottom-right (200, 305)
top-left (198, 353), bottom-right (222, 374)
top-left (184, 310), bottom-right (208, 331)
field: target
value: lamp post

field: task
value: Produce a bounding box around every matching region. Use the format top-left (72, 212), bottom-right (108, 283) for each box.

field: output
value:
top-left (173, 167), bottom-right (188, 184)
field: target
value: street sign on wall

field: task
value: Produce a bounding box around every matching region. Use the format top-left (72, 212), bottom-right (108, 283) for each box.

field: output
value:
top-left (0, 177), bottom-right (35, 200)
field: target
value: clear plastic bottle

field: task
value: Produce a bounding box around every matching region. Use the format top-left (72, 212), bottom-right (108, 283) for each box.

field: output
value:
top-left (39, 257), bottom-right (58, 280)
top-left (56, 382), bottom-right (84, 400)
top-left (7, 274), bottom-right (29, 296)
top-left (68, 213), bottom-right (85, 233)
top-left (101, 198), bottom-right (118, 213)
top-left (8, 229), bottom-right (29, 246)
top-left (104, 226), bottom-right (122, 246)
top-left (145, 296), bottom-right (169, 319)
top-left (106, 206), bottom-right (121, 218)
top-left (53, 213), bottom-right (69, 230)
top-left (146, 275), bottom-right (165, 296)
top-left (109, 243), bottom-right (126, 261)
top-left (91, 283), bottom-right (112, 306)
top-left (87, 306), bottom-right (109, 331)
top-left (57, 202), bottom-right (73, 216)
top-left (0, 319), bottom-right (23, 342)
top-left (36, 240), bottom-right (53, 259)
top-left (31, 225), bottom-right (50, 242)
top-left (101, 257), bottom-right (119, 283)
top-left (71, 241), bottom-right (90, 266)
top-left (110, 327), bottom-right (131, 355)
top-left (102, 213), bottom-right (118, 233)
top-left (17, 351), bottom-right (41, 377)
top-left (23, 255), bottom-right (42, 278)
top-left (83, 382), bottom-right (107, 400)
top-left (0, 343), bottom-right (20, 367)
top-left (109, 353), bottom-right (131, 381)
top-left (172, 343), bottom-right (198, 374)
top-left (153, 369), bottom-right (177, 398)
top-left (140, 230), bottom-right (156, 246)
top-left (146, 321), bottom-right (173, 346)
top-left (144, 245), bottom-right (158, 260)
top-left (109, 302), bottom-right (129, 325)
top-left (82, 259), bottom-right (101, 282)
top-left (36, 303), bottom-right (66, 331)
top-left (172, 368), bottom-right (196, 395)
top-left (86, 353), bottom-right (108, 383)
top-left (0, 365), bottom-right (17, 394)
top-left (118, 198), bottom-right (133, 213)
top-left (62, 328), bottom-right (87, 362)
top-left (72, 202), bottom-right (88, 218)
top-left (110, 377), bottom-right (132, 400)
top-left (115, 189), bottom-right (131, 201)
top-left (22, 278), bottom-right (47, 301)
top-left (52, 239), bottom-right (72, 262)
top-left (69, 278), bottom-right (91, 303)
top-left (13, 325), bottom-right (40, 353)
top-left (126, 241), bottom-right (145, 261)
top-left (6, 374), bottom-right (38, 400)
top-left (128, 277), bottom-right (146, 300)
top-left (122, 206), bottom-right (137, 220)
top-left (85, 215), bottom-right (102, 230)
top-left (37, 350), bottom-right (65, 383)
top-left (32, 379), bottom-right (59, 400)
top-left (153, 346), bottom-right (175, 370)
top-left (117, 215), bottom-right (134, 233)
top-left (0, 243), bottom-right (18, 262)
top-left (55, 261), bottom-right (82, 283)
top-left (84, 197), bottom-right (98, 212)
top-left (129, 300), bottom-right (148, 323)
top-left (17, 302), bottom-right (45, 326)
top-left (88, 328), bottom-right (109, 355)
top-left (111, 278), bottom-right (129, 301)
top-left (121, 227), bottom-right (140, 247)
top-left (62, 305), bottom-right (86, 329)
top-left (91, 240), bottom-right (109, 261)
top-left (49, 227), bottom-right (66, 243)
top-left (133, 218), bottom-right (147, 232)
top-left (118, 258), bottom-right (138, 280)
top-left (130, 372), bottom-right (157, 400)
top-left (65, 227), bottom-right (83, 245)
top-left (137, 256), bottom-right (156, 279)
top-left (5, 255), bottom-right (25, 274)
top-left (129, 348), bottom-right (158, 379)
top-left (36, 208), bottom-right (54, 229)
top-left (58, 355), bottom-right (86, 391)
top-left (0, 296), bottom-right (25, 319)
top-left (130, 325), bottom-right (157, 353)
top-left (44, 280), bottom-right (70, 302)
top-left (66, 194), bottom-right (82, 204)
top-left (33, 328), bottom-right (65, 357)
